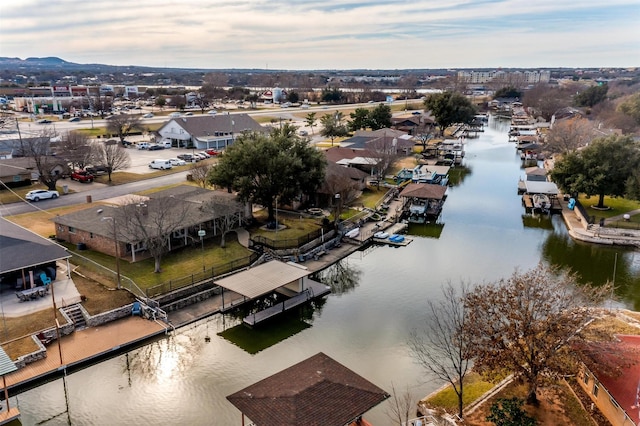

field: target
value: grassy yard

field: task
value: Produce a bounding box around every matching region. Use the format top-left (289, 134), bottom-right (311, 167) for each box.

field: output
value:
top-left (63, 234), bottom-right (253, 289)
top-left (250, 209), bottom-right (324, 241)
top-left (578, 194), bottom-right (640, 219)
top-left (422, 372), bottom-right (499, 412)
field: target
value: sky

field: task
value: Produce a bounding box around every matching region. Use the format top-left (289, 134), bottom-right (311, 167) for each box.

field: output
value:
top-left (1, 0), bottom-right (639, 70)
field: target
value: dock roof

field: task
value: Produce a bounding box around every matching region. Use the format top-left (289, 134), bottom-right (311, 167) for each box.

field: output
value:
top-left (214, 260), bottom-right (310, 299)
top-left (525, 181), bottom-right (559, 195)
top-left (227, 352), bottom-right (389, 426)
top-left (400, 183), bottom-right (447, 200)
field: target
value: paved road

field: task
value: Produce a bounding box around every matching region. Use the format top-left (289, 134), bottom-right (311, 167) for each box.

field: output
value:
top-left (0, 170), bottom-right (189, 217)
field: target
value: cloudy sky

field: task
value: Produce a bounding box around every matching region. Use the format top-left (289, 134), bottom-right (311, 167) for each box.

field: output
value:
top-left (2, 0), bottom-right (639, 70)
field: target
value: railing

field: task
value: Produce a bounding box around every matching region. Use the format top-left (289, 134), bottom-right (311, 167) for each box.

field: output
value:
top-left (250, 227), bottom-right (331, 250)
top-left (145, 252), bottom-right (259, 298)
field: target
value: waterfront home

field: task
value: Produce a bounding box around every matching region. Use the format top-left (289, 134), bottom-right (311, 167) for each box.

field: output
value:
top-left (578, 335), bottom-right (640, 426)
top-left (0, 217), bottom-right (72, 291)
top-left (227, 352), bottom-right (389, 426)
top-left (52, 186), bottom-right (245, 262)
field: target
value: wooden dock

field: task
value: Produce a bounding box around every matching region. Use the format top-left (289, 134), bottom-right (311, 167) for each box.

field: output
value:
top-left (4, 317), bottom-right (168, 391)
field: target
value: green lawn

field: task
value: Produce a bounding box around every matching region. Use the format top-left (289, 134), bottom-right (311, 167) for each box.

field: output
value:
top-left (63, 235), bottom-right (253, 289)
top-left (578, 195), bottom-right (640, 219)
top-left (423, 372), bottom-right (499, 412)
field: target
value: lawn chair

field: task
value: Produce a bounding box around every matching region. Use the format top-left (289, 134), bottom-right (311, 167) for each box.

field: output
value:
top-left (132, 301), bottom-right (142, 316)
top-left (39, 273), bottom-right (52, 286)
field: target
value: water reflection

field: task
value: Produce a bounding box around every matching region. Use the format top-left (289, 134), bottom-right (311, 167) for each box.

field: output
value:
top-left (218, 315), bottom-right (312, 354)
top-left (314, 259), bottom-right (362, 296)
top-left (521, 214), bottom-right (554, 230)
top-left (407, 221), bottom-right (445, 238)
top-left (541, 216), bottom-right (640, 309)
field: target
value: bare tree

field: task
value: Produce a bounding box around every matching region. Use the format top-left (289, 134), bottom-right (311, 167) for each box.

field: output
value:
top-left (201, 195), bottom-right (245, 248)
top-left (464, 263), bottom-right (612, 406)
top-left (385, 383), bottom-right (415, 426)
top-left (23, 128), bottom-right (66, 190)
top-left (408, 283), bottom-right (472, 420)
top-left (545, 116), bottom-right (595, 155)
top-left (189, 162), bottom-right (213, 188)
top-left (58, 131), bottom-right (97, 171)
top-left (96, 141), bottom-right (131, 182)
top-left (116, 196), bottom-right (193, 273)
top-left (106, 114), bottom-right (142, 144)
top-left (522, 84), bottom-right (573, 121)
top-left (368, 136), bottom-right (402, 181)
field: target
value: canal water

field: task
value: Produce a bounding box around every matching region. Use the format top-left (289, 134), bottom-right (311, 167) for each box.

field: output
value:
top-left (14, 118), bottom-right (640, 425)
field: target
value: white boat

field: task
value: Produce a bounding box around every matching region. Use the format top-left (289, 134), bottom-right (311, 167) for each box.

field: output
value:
top-left (373, 231), bottom-right (389, 239)
top-left (532, 193), bottom-right (550, 210)
top-left (345, 228), bottom-right (360, 239)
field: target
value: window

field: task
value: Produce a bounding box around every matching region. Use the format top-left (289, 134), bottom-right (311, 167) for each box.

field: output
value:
top-left (69, 226), bottom-right (76, 234)
top-left (89, 232), bottom-right (94, 238)
top-left (609, 396), bottom-right (619, 409)
top-left (593, 383), bottom-right (599, 397)
top-left (583, 371), bottom-right (589, 384)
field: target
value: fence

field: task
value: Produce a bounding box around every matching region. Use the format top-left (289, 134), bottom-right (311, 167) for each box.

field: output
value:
top-left (145, 252), bottom-right (259, 298)
top-left (250, 227), bottom-right (332, 250)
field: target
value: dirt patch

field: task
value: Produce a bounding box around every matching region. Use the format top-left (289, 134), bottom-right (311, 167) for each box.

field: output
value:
top-left (464, 381), bottom-right (594, 426)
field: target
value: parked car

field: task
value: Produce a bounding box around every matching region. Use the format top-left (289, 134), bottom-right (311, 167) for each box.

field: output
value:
top-left (177, 153), bottom-right (197, 162)
top-left (137, 142), bottom-right (150, 150)
top-left (184, 112), bottom-right (194, 116)
top-left (207, 110), bottom-right (217, 115)
top-left (70, 170), bottom-right (95, 183)
top-left (193, 153), bottom-right (207, 161)
top-left (85, 165), bottom-right (108, 175)
top-left (149, 159), bottom-right (173, 170)
top-left (26, 189), bottom-right (59, 201)
top-left (121, 140), bottom-right (133, 147)
top-left (148, 144), bottom-right (164, 151)
top-left (198, 151), bottom-right (211, 158)
top-left (205, 149), bottom-right (219, 156)
top-left (168, 112), bottom-right (181, 118)
top-left (68, 117), bottom-right (81, 122)
top-left (168, 158), bottom-right (186, 166)
top-left (36, 119), bottom-right (52, 124)
top-left (143, 113), bottom-right (154, 118)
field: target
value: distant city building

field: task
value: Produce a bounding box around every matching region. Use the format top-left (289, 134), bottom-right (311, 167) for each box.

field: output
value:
top-left (457, 70), bottom-right (550, 84)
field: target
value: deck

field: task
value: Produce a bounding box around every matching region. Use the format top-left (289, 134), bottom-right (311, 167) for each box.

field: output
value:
top-left (4, 316), bottom-right (167, 391)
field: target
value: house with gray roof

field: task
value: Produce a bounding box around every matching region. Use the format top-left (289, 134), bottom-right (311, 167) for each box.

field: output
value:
top-left (52, 186), bottom-right (246, 262)
top-left (0, 217), bottom-right (71, 290)
top-left (156, 114), bottom-right (266, 151)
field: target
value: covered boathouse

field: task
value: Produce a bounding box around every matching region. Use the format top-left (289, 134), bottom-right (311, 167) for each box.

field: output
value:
top-left (216, 260), bottom-right (330, 326)
top-left (227, 352), bottom-right (389, 426)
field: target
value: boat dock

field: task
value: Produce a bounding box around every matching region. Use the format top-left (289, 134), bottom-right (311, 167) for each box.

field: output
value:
top-left (243, 281), bottom-right (331, 326)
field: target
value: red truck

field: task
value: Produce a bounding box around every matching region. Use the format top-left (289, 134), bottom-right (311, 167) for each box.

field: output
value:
top-left (70, 170), bottom-right (95, 183)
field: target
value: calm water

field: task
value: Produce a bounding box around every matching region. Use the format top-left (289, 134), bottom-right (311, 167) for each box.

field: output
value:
top-left (13, 119), bottom-right (640, 425)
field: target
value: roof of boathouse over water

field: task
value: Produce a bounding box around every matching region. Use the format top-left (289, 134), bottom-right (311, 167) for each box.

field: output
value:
top-left (227, 352), bottom-right (389, 426)
top-left (214, 260), bottom-right (310, 299)
top-left (400, 183), bottom-right (448, 200)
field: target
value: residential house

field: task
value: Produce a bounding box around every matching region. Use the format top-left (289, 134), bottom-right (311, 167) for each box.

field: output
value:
top-left (315, 161), bottom-right (368, 207)
top-left (156, 114), bottom-right (265, 151)
top-left (324, 147), bottom-right (380, 176)
top-left (0, 217), bottom-right (71, 290)
top-left (0, 160), bottom-right (33, 188)
top-left (391, 113), bottom-right (435, 135)
top-left (578, 335), bottom-right (640, 426)
top-left (52, 186), bottom-right (246, 262)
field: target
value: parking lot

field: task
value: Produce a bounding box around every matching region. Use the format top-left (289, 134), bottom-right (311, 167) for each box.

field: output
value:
top-left (117, 135), bottom-right (215, 174)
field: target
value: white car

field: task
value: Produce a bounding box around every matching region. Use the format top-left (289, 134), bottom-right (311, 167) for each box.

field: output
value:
top-left (143, 113), bottom-right (154, 118)
top-left (149, 159), bottom-right (173, 170)
top-left (168, 158), bottom-right (186, 166)
top-left (26, 189), bottom-right (59, 201)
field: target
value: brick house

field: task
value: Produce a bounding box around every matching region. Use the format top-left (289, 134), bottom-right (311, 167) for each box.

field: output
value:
top-left (52, 186), bottom-right (246, 262)
top-left (578, 335), bottom-right (640, 426)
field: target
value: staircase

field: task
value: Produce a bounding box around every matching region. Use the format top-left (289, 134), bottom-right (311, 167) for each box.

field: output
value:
top-left (62, 304), bottom-right (87, 330)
